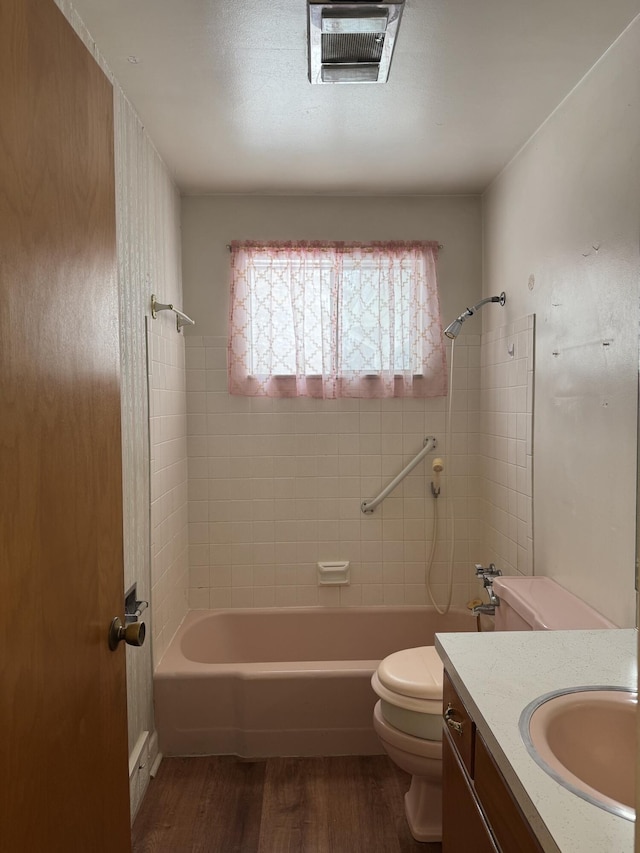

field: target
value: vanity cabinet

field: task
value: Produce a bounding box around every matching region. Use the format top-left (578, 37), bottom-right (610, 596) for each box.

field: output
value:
top-left (442, 672), bottom-right (544, 853)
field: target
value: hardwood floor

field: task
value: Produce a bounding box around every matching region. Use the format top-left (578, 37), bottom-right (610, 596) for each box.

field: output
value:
top-left (132, 756), bottom-right (442, 853)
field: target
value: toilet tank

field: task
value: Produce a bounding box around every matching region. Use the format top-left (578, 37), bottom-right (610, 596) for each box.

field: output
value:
top-left (492, 576), bottom-right (615, 631)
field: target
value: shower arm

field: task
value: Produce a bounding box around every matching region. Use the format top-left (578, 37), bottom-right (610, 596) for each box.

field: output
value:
top-left (443, 292), bottom-right (506, 339)
top-left (454, 293), bottom-right (506, 324)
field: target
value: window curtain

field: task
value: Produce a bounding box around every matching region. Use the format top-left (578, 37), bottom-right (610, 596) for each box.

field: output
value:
top-left (228, 240), bottom-right (447, 399)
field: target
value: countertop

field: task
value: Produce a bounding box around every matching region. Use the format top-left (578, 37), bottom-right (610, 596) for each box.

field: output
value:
top-left (435, 629), bottom-right (637, 853)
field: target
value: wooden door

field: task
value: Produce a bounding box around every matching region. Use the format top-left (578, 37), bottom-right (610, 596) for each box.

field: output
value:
top-left (0, 0), bottom-right (132, 850)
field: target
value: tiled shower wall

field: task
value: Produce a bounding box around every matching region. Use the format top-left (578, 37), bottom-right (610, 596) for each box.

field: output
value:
top-left (149, 317), bottom-right (189, 665)
top-left (185, 317), bottom-right (534, 609)
top-left (479, 316), bottom-right (534, 577)
top-left (186, 336), bottom-right (482, 609)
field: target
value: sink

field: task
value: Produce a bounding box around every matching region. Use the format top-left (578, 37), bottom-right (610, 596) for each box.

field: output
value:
top-left (519, 686), bottom-right (637, 821)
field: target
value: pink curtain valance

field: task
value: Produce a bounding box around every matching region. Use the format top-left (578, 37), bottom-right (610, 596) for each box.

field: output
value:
top-left (228, 240), bottom-right (447, 399)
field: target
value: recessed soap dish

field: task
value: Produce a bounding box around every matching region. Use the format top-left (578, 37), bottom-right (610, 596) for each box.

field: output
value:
top-left (317, 561), bottom-right (350, 586)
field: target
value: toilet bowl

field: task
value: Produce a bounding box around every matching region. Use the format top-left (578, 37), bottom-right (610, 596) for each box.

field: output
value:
top-left (371, 576), bottom-right (614, 843)
top-left (373, 702), bottom-right (443, 841)
top-left (371, 645), bottom-right (444, 842)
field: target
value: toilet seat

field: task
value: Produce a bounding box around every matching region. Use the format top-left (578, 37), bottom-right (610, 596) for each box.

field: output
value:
top-left (372, 646), bottom-right (444, 740)
top-left (376, 646), bottom-right (444, 703)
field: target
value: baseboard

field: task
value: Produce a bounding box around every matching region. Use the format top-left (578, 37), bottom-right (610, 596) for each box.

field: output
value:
top-left (148, 729), bottom-right (163, 777)
top-left (129, 730), bottom-right (150, 823)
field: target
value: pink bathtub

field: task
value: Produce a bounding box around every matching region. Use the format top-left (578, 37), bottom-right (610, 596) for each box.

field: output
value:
top-left (154, 606), bottom-right (474, 757)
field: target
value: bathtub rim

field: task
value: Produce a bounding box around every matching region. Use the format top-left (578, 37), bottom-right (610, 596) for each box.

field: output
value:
top-left (154, 604), bottom-right (474, 677)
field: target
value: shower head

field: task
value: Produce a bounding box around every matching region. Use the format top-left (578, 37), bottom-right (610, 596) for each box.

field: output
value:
top-left (443, 318), bottom-right (464, 339)
top-left (443, 292), bottom-right (506, 339)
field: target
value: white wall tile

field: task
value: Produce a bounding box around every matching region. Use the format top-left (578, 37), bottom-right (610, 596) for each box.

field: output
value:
top-left (479, 318), bottom-right (534, 577)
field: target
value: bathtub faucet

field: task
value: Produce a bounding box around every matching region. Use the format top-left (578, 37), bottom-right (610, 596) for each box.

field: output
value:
top-left (472, 601), bottom-right (498, 616)
top-left (473, 563), bottom-right (502, 615)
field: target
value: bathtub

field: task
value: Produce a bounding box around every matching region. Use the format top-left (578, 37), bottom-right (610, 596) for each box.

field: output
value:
top-left (154, 605), bottom-right (475, 758)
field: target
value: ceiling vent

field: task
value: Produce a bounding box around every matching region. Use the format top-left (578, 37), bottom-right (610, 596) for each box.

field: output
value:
top-left (308, 1), bottom-right (405, 84)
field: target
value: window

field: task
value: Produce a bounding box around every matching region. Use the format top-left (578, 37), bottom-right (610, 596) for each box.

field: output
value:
top-left (228, 241), bottom-right (447, 399)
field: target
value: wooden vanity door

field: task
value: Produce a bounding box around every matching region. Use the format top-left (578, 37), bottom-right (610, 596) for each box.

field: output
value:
top-left (442, 728), bottom-right (500, 853)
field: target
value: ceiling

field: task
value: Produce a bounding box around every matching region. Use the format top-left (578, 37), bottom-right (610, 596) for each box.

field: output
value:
top-left (70, 0), bottom-right (640, 195)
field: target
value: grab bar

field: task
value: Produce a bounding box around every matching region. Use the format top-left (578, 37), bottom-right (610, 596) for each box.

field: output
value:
top-left (151, 294), bottom-right (195, 333)
top-left (361, 436), bottom-right (437, 514)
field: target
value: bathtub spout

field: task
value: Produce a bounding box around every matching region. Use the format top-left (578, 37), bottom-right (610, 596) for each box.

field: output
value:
top-left (471, 602), bottom-right (497, 617)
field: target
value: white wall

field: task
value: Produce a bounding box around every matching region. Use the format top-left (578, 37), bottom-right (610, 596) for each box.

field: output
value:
top-left (483, 17), bottom-right (640, 627)
top-left (181, 196), bottom-right (485, 609)
top-left (182, 196), bottom-right (482, 339)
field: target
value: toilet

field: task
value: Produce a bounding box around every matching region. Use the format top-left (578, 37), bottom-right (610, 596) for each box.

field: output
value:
top-left (371, 576), bottom-right (615, 843)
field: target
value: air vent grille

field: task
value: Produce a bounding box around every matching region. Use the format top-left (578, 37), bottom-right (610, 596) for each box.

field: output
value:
top-left (308, 1), bottom-right (405, 84)
top-left (322, 32), bottom-right (385, 64)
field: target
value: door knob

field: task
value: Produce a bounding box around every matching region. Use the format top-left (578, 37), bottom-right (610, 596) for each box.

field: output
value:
top-left (108, 616), bottom-right (146, 651)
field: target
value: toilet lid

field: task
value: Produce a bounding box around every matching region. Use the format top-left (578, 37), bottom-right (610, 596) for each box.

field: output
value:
top-left (376, 646), bottom-right (443, 702)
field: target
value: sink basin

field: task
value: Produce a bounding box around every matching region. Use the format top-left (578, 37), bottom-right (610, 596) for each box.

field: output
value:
top-left (520, 686), bottom-right (637, 821)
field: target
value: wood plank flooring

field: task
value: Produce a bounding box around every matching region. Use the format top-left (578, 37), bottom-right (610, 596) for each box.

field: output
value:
top-left (132, 756), bottom-right (442, 853)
